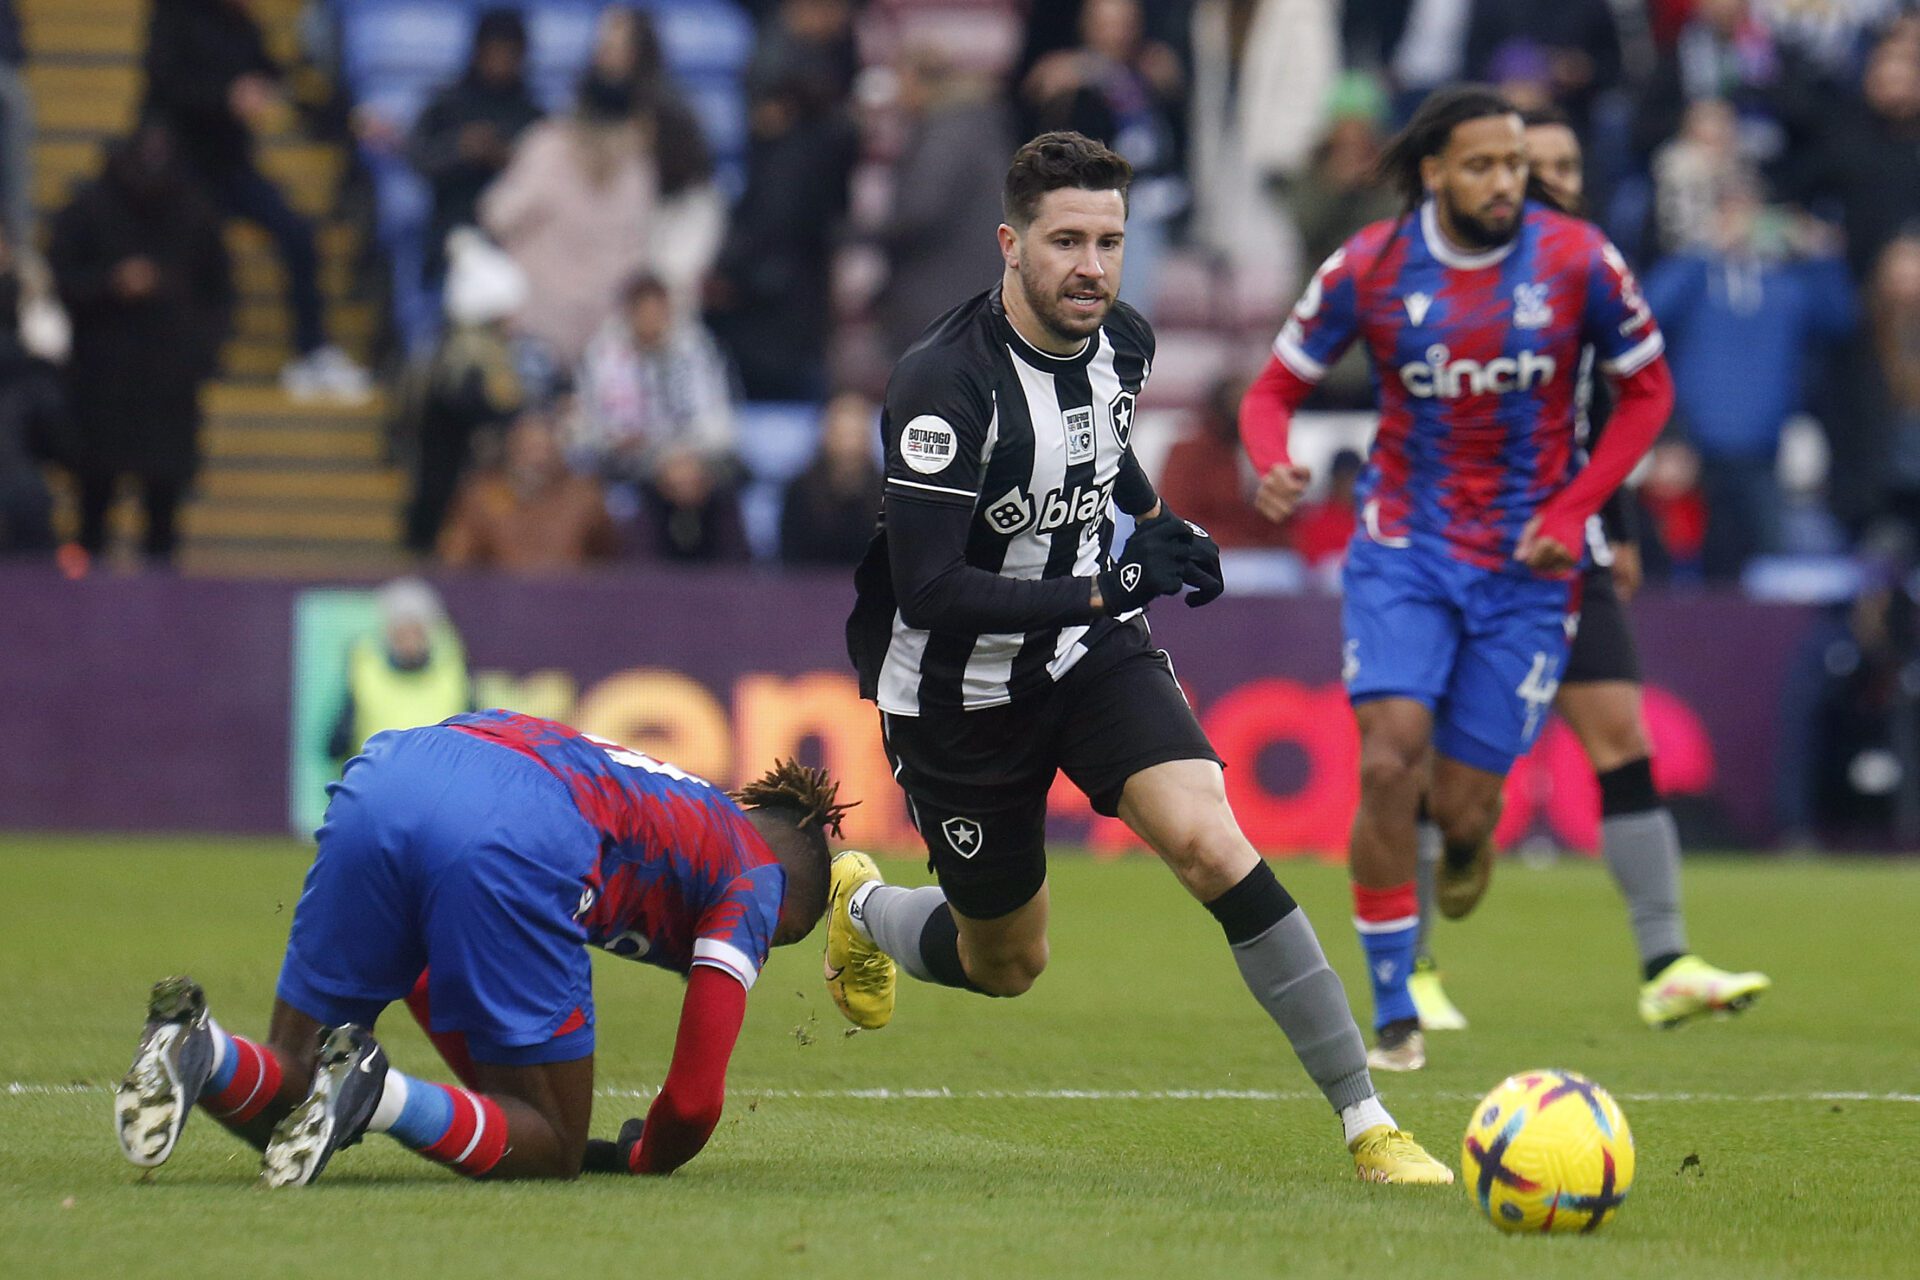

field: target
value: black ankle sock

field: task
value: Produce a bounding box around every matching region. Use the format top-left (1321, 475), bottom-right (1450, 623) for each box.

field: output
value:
top-left (1643, 951), bottom-right (1685, 982)
top-left (1203, 861), bottom-right (1298, 944)
top-left (1600, 757), bottom-right (1659, 818)
top-left (918, 905), bottom-right (987, 994)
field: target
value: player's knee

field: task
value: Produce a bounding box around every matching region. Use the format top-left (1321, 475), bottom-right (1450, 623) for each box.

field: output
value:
top-left (1582, 719), bottom-right (1650, 775)
top-left (967, 941), bottom-right (1048, 997)
top-left (1357, 747), bottom-right (1422, 805)
top-left (1153, 806), bottom-right (1245, 880)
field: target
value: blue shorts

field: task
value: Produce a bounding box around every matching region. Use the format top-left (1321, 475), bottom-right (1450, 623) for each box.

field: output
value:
top-left (1340, 537), bottom-right (1576, 775)
top-left (277, 727), bottom-right (597, 1066)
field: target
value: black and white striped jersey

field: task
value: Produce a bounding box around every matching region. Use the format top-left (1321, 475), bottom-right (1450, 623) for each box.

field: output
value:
top-left (847, 286), bottom-right (1160, 715)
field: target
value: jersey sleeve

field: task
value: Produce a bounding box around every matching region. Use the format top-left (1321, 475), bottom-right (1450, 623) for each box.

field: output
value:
top-left (690, 862), bottom-right (785, 991)
top-left (1106, 302), bottom-right (1160, 515)
top-left (1583, 236), bottom-right (1664, 377)
top-left (880, 348), bottom-right (993, 508)
top-left (1272, 242), bottom-right (1363, 384)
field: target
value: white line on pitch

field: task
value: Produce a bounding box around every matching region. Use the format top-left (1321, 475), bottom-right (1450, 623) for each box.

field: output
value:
top-left (590, 1086), bottom-right (1911, 1104)
top-left (12, 1082), bottom-right (1917, 1104)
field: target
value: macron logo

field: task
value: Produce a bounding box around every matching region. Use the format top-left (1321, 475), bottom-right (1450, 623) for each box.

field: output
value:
top-left (1404, 292), bottom-right (1432, 326)
top-left (1399, 344), bottom-right (1556, 399)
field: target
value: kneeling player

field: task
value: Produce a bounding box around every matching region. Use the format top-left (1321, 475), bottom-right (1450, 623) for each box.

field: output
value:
top-left (114, 710), bottom-right (845, 1185)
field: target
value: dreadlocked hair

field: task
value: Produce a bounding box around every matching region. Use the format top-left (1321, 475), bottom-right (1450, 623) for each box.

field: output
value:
top-left (732, 760), bottom-right (854, 939)
top-left (732, 759), bottom-right (854, 837)
top-left (1375, 83), bottom-right (1518, 214)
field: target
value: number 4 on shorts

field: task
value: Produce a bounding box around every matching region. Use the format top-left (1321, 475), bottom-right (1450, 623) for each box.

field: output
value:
top-left (1517, 653), bottom-right (1558, 740)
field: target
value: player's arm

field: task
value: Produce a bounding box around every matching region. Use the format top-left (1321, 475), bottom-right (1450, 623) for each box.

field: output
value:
top-left (884, 360), bottom-right (1105, 625)
top-left (1239, 355), bottom-right (1321, 522)
top-left (889, 497), bottom-right (1104, 627)
top-left (619, 965), bottom-right (746, 1175)
top-left (1238, 243), bottom-right (1364, 522)
top-left (1587, 384), bottom-right (1644, 594)
top-left (582, 967), bottom-right (749, 1176)
top-left (1520, 240), bottom-right (1673, 572)
top-left (1520, 355), bottom-right (1673, 572)
top-left (585, 867), bottom-right (783, 1179)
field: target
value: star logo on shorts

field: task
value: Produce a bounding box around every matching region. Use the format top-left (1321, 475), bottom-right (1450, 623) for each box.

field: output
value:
top-left (941, 816), bottom-right (984, 859)
top-left (1120, 562), bottom-right (1143, 594)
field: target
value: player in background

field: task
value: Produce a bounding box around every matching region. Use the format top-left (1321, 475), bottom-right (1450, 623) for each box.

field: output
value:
top-left (114, 711), bottom-right (844, 1185)
top-left (832, 132), bottom-right (1451, 1182)
top-left (1240, 86), bottom-right (1676, 1072)
top-left (1406, 107), bottom-right (1770, 1034)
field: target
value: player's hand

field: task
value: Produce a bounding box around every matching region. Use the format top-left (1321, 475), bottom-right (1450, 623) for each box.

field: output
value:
top-left (1253, 463), bottom-right (1311, 524)
top-left (1178, 518), bottom-right (1224, 607)
top-left (1609, 541), bottom-right (1643, 600)
top-left (1514, 515), bottom-right (1578, 576)
top-left (1098, 513), bottom-right (1194, 614)
top-left (580, 1117), bottom-right (645, 1174)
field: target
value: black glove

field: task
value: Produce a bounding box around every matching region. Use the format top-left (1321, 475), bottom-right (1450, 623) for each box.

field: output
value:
top-left (1098, 512), bottom-right (1194, 614)
top-left (580, 1116), bottom-right (646, 1174)
top-left (1178, 518), bottom-right (1224, 608)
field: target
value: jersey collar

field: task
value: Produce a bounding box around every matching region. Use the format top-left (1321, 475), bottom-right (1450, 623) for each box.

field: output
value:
top-left (992, 286), bottom-right (1097, 369)
top-left (1419, 199), bottom-right (1518, 271)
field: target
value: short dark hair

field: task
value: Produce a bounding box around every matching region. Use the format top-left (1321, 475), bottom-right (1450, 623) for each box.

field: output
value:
top-left (1003, 131), bottom-right (1132, 229)
top-left (473, 7), bottom-right (528, 53)
top-left (1375, 84), bottom-right (1518, 213)
top-left (1519, 104), bottom-right (1574, 132)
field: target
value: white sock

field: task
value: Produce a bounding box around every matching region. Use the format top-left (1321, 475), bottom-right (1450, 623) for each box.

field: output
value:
top-left (366, 1069), bottom-right (410, 1133)
top-left (847, 879), bottom-right (882, 943)
top-left (1339, 1094), bottom-right (1395, 1145)
top-left (205, 1018), bottom-right (233, 1078)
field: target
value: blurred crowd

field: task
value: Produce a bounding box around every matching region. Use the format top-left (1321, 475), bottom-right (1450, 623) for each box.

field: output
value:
top-left (6, 0), bottom-right (1920, 590)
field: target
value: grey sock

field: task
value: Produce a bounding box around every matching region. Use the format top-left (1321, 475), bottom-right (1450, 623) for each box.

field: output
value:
top-left (1415, 820), bottom-right (1441, 963)
top-left (1231, 910), bottom-right (1376, 1112)
top-left (1601, 808), bottom-right (1688, 965)
top-left (854, 884), bottom-right (949, 983)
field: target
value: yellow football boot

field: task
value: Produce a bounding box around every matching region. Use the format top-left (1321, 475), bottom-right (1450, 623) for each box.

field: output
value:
top-left (1639, 955), bottom-right (1771, 1029)
top-left (823, 851), bottom-right (896, 1030)
top-left (1350, 1125), bottom-right (1455, 1184)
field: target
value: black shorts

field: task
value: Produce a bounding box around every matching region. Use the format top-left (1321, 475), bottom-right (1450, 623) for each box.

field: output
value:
top-left (1563, 561), bottom-right (1642, 685)
top-left (880, 621), bottom-right (1221, 920)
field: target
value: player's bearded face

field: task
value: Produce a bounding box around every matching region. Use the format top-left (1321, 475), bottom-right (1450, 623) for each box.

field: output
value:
top-left (1009, 188), bottom-right (1128, 344)
top-left (1429, 114), bottom-right (1528, 249)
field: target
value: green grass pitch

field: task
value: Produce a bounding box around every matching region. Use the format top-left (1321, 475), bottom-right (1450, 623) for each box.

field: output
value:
top-left (1, 836), bottom-right (1915, 1279)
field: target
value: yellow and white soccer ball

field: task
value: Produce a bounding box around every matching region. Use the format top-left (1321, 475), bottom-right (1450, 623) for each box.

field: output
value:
top-left (1461, 1069), bottom-right (1635, 1234)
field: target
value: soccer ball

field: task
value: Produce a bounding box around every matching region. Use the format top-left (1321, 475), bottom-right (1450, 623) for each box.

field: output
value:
top-left (1461, 1069), bottom-right (1635, 1234)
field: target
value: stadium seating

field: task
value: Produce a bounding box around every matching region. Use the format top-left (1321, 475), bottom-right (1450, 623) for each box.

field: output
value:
top-left (734, 401), bottom-right (826, 561)
top-left (330, 0), bottom-right (754, 353)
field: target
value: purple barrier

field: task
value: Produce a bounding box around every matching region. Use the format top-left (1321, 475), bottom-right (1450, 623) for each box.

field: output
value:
top-left (0, 564), bottom-right (1813, 850)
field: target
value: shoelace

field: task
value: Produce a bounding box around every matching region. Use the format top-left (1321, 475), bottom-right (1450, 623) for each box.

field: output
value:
top-left (848, 944), bottom-right (893, 990)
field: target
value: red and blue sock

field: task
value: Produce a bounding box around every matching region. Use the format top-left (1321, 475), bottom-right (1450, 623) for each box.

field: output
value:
top-left (199, 1023), bottom-right (283, 1124)
top-left (367, 1070), bottom-right (509, 1177)
top-left (1353, 881), bottom-right (1420, 1031)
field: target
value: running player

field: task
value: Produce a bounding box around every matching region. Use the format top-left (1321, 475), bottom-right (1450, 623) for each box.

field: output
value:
top-left (832, 131), bottom-right (1451, 1182)
top-left (1406, 106), bottom-right (1770, 1035)
top-left (1239, 86), bottom-right (1676, 1072)
top-left (114, 710), bottom-right (844, 1184)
